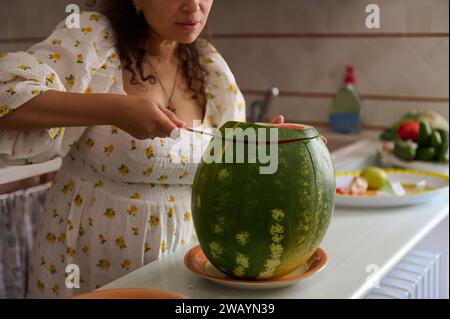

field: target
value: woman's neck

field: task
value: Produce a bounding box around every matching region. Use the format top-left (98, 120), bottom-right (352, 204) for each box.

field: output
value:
top-left (146, 30), bottom-right (180, 64)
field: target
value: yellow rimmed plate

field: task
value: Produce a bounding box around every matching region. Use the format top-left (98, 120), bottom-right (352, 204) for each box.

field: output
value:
top-left (336, 168), bottom-right (449, 208)
top-left (184, 245), bottom-right (327, 290)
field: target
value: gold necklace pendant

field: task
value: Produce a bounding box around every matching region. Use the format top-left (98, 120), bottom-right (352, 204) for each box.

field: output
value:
top-left (148, 49), bottom-right (180, 114)
top-left (148, 75), bottom-right (157, 85)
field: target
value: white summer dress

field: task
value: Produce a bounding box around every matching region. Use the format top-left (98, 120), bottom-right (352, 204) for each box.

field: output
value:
top-left (0, 11), bottom-right (246, 298)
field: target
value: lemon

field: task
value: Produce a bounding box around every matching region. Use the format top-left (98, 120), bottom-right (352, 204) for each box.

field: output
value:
top-left (360, 167), bottom-right (389, 190)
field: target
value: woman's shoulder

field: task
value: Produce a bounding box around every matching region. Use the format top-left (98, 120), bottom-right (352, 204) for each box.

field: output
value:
top-left (22, 11), bottom-right (118, 71)
top-left (197, 39), bottom-right (228, 70)
top-left (44, 11), bottom-right (115, 52)
top-left (195, 39), bottom-right (246, 126)
top-left (196, 39), bottom-right (238, 86)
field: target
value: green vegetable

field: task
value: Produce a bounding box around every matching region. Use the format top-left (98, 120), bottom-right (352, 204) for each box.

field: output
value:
top-left (430, 130), bottom-right (442, 148)
top-left (436, 129), bottom-right (449, 162)
top-left (416, 147), bottom-right (436, 161)
top-left (397, 112), bottom-right (420, 124)
top-left (394, 139), bottom-right (418, 161)
top-left (418, 121), bottom-right (432, 146)
top-left (416, 111), bottom-right (449, 131)
top-left (379, 127), bottom-right (397, 141)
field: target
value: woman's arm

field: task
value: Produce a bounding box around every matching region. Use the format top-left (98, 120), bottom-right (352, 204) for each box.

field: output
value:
top-left (0, 11), bottom-right (185, 165)
top-left (0, 90), bottom-right (185, 139)
top-left (0, 90), bottom-right (118, 130)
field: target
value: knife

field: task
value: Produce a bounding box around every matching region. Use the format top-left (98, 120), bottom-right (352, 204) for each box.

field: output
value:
top-left (179, 127), bottom-right (318, 145)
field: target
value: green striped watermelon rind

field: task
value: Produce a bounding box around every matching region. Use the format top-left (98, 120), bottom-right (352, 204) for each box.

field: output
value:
top-left (192, 121), bottom-right (335, 281)
top-left (219, 121), bottom-right (320, 143)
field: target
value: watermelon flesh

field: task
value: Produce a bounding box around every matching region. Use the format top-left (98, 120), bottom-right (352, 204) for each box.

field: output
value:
top-left (192, 121), bottom-right (335, 280)
top-left (259, 122), bottom-right (306, 130)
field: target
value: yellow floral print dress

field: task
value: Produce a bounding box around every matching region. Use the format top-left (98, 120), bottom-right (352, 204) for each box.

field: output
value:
top-left (0, 12), bottom-right (246, 298)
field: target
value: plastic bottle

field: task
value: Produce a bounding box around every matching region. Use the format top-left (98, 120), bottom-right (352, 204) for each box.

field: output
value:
top-left (329, 65), bottom-right (363, 133)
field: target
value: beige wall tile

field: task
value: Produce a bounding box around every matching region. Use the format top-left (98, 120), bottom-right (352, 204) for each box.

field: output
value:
top-left (247, 94), bottom-right (449, 128)
top-left (208, 0), bottom-right (448, 125)
top-left (0, 0), bottom-right (92, 40)
top-left (213, 37), bottom-right (449, 98)
top-left (209, 0), bottom-right (449, 33)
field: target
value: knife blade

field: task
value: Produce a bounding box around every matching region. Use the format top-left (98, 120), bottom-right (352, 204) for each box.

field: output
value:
top-left (179, 127), bottom-right (316, 145)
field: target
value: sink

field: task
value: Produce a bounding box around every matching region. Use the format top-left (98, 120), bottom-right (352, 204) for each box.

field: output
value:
top-left (318, 127), bottom-right (381, 153)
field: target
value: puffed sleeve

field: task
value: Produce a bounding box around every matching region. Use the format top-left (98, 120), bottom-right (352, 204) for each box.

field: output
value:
top-left (0, 11), bottom-right (116, 165)
top-left (198, 41), bottom-right (247, 129)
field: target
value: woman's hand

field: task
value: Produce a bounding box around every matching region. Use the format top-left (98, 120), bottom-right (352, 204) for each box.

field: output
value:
top-left (115, 96), bottom-right (186, 140)
top-left (269, 115), bottom-right (285, 124)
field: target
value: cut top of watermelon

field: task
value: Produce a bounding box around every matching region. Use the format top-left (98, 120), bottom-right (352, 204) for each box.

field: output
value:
top-left (218, 121), bottom-right (320, 143)
top-left (258, 122), bottom-right (306, 130)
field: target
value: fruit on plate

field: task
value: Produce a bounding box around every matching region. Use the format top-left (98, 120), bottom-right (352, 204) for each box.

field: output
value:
top-left (192, 121), bottom-right (335, 280)
top-left (336, 177), bottom-right (372, 196)
top-left (336, 166), bottom-right (390, 196)
top-left (360, 167), bottom-right (389, 190)
top-left (349, 177), bottom-right (369, 195)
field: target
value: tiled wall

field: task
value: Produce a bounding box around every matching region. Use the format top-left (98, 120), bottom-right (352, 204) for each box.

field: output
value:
top-left (208, 0), bottom-right (449, 129)
top-left (0, 0), bottom-right (89, 51)
top-left (1, 0), bottom-right (448, 130)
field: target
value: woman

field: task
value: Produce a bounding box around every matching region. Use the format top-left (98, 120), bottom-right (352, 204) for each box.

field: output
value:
top-left (0, 0), bottom-right (284, 298)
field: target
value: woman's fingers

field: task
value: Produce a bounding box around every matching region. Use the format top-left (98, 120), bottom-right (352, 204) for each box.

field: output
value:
top-left (156, 112), bottom-right (179, 137)
top-left (156, 106), bottom-right (187, 139)
top-left (119, 97), bottom-right (187, 139)
top-left (270, 115), bottom-right (285, 124)
top-left (159, 106), bottom-right (186, 128)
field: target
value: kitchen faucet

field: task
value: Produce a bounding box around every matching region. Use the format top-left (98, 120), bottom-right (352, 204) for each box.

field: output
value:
top-left (249, 87), bottom-right (279, 122)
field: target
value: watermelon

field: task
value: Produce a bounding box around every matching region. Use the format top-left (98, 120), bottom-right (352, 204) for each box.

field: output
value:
top-left (191, 121), bottom-right (335, 280)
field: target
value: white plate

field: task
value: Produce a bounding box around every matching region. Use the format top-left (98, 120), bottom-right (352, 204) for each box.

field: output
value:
top-left (335, 169), bottom-right (449, 208)
top-left (379, 144), bottom-right (449, 175)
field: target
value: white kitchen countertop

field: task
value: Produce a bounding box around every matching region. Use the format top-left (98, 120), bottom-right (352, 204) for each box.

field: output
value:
top-left (99, 140), bottom-right (450, 299)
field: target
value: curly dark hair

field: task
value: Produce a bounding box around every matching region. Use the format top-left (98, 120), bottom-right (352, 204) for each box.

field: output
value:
top-left (89, 0), bottom-right (210, 108)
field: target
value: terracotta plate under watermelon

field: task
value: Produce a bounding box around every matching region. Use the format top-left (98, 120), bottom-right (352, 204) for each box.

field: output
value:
top-left (184, 245), bottom-right (327, 290)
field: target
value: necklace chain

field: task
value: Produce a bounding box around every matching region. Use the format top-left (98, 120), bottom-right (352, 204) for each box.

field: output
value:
top-left (148, 50), bottom-right (180, 113)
